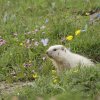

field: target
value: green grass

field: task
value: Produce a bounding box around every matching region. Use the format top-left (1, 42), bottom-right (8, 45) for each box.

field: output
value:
top-left (0, 0), bottom-right (100, 99)
top-left (1, 65), bottom-right (100, 100)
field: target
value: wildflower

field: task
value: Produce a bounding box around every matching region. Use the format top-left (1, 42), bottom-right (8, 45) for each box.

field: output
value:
top-left (33, 73), bottom-right (38, 79)
top-left (66, 35), bottom-right (73, 41)
top-left (32, 39), bottom-right (34, 41)
top-left (19, 43), bottom-right (23, 46)
top-left (42, 56), bottom-right (46, 61)
top-left (86, 12), bottom-right (90, 16)
top-left (34, 41), bottom-right (39, 46)
top-left (26, 39), bottom-right (30, 44)
top-left (75, 30), bottom-right (81, 35)
top-left (27, 31), bottom-right (31, 34)
top-left (40, 25), bottom-right (46, 30)
top-left (23, 62), bottom-right (32, 68)
top-left (31, 70), bottom-right (35, 73)
top-left (10, 70), bottom-right (16, 76)
top-left (13, 32), bottom-right (18, 37)
top-left (34, 29), bottom-right (39, 33)
top-left (41, 38), bottom-right (49, 46)
top-left (0, 39), bottom-right (6, 46)
top-left (25, 39), bottom-right (31, 48)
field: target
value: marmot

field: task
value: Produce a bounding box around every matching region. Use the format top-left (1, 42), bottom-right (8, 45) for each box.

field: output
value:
top-left (46, 45), bottom-right (94, 73)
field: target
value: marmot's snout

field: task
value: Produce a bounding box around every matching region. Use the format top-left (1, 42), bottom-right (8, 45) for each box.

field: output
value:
top-left (46, 50), bottom-right (53, 58)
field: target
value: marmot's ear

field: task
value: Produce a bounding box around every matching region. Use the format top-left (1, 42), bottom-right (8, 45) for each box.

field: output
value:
top-left (61, 46), bottom-right (65, 50)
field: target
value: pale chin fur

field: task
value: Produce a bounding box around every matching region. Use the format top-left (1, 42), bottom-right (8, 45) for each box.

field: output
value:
top-left (46, 45), bottom-right (94, 74)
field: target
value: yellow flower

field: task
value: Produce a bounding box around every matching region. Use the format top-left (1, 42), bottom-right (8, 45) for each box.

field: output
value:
top-left (19, 43), bottom-right (23, 46)
top-left (66, 35), bottom-right (73, 41)
top-left (75, 30), bottom-right (81, 35)
top-left (33, 73), bottom-right (38, 79)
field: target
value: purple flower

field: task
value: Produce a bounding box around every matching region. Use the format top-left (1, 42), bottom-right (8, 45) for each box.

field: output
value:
top-left (23, 63), bottom-right (32, 68)
top-left (41, 38), bottom-right (49, 46)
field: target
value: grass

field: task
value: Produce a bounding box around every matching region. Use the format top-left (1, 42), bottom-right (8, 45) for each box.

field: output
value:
top-left (1, 65), bottom-right (100, 100)
top-left (0, 0), bottom-right (100, 100)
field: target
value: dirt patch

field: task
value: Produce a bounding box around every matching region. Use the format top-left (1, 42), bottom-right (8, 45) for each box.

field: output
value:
top-left (0, 81), bottom-right (33, 95)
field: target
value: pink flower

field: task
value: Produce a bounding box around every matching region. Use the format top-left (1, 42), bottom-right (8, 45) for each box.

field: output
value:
top-left (0, 39), bottom-right (6, 46)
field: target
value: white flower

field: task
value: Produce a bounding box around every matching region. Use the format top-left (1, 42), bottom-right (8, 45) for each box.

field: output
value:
top-left (34, 41), bottom-right (39, 46)
top-left (26, 39), bottom-right (30, 44)
top-left (34, 29), bottom-right (39, 33)
top-left (40, 25), bottom-right (46, 30)
top-left (41, 38), bottom-right (49, 46)
top-left (42, 56), bottom-right (46, 61)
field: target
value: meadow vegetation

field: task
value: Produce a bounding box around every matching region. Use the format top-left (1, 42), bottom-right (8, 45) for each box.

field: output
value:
top-left (0, 0), bottom-right (100, 100)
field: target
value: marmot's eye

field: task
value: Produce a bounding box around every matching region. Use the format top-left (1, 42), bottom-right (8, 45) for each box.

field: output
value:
top-left (53, 49), bottom-right (57, 51)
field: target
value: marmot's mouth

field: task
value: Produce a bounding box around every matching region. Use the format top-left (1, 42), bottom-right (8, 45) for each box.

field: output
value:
top-left (47, 54), bottom-right (53, 58)
top-left (46, 51), bottom-right (54, 59)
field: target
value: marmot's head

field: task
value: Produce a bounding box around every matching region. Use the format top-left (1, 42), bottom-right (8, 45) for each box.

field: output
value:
top-left (46, 45), bottom-right (67, 61)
